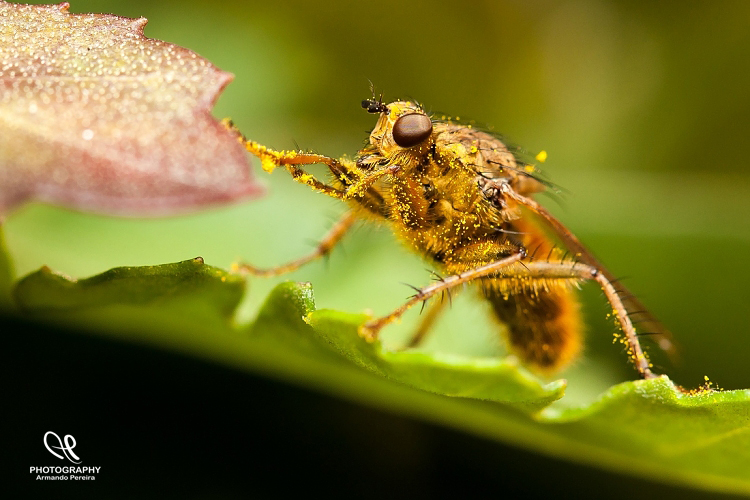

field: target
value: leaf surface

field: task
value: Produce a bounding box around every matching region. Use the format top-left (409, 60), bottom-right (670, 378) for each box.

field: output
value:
top-left (13, 257), bottom-right (245, 326)
top-left (11, 263), bottom-right (750, 495)
top-left (307, 308), bottom-right (566, 411)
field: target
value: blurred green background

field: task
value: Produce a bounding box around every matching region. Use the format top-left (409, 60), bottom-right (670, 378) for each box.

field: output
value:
top-left (6, 0), bottom-right (750, 401)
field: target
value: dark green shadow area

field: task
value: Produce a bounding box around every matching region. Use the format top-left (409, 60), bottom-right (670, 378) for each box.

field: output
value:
top-left (9, 258), bottom-right (750, 497)
top-left (11, 313), bottom-right (746, 500)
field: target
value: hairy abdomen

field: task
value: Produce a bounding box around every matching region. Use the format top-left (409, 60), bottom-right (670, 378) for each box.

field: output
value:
top-left (485, 284), bottom-right (581, 373)
top-left (484, 215), bottom-right (583, 374)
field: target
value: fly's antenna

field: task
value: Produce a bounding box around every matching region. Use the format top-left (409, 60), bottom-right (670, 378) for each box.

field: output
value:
top-left (368, 80), bottom-right (376, 100)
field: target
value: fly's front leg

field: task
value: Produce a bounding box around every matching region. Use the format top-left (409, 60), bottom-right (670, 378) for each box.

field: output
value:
top-left (360, 250), bottom-right (526, 342)
top-left (224, 120), bottom-right (349, 197)
top-left (244, 140), bottom-right (353, 200)
top-left (234, 211), bottom-right (357, 277)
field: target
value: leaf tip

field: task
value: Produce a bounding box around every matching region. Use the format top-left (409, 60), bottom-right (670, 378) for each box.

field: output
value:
top-left (548, 378), bottom-right (567, 392)
top-left (0, 2), bottom-right (265, 217)
top-left (130, 16), bottom-right (148, 34)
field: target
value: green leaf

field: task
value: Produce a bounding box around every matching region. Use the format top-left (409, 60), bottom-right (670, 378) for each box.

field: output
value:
top-left (13, 257), bottom-right (245, 326)
top-left (0, 225), bottom-right (13, 308)
top-left (537, 377), bottom-right (750, 493)
top-left (12, 264), bottom-right (750, 495)
top-left (307, 309), bottom-right (566, 411)
top-left (248, 282), bottom-right (564, 411)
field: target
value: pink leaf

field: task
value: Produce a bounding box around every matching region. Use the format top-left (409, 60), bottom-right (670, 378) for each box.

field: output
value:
top-left (0, 1), bottom-right (264, 216)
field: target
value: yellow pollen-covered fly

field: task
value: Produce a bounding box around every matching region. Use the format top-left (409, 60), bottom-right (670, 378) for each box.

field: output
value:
top-left (232, 97), bottom-right (674, 379)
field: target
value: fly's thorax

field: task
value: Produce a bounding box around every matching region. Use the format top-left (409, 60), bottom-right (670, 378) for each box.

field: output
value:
top-left (433, 122), bottom-right (547, 198)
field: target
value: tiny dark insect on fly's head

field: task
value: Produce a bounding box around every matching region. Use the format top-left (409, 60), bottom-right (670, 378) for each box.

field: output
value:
top-left (361, 98), bottom-right (387, 114)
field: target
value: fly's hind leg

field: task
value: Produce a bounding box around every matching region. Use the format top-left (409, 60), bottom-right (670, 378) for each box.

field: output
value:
top-left (234, 211), bottom-right (357, 277)
top-left (498, 182), bottom-right (675, 358)
top-left (497, 260), bottom-right (657, 379)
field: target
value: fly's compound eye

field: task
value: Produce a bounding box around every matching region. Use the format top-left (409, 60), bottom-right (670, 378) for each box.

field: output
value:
top-left (392, 113), bottom-right (433, 148)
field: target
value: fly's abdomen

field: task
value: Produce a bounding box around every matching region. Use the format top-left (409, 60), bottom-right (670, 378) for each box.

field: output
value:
top-left (485, 283), bottom-right (582, 374)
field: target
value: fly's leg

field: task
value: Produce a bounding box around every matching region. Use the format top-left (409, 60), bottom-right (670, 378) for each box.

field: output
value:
top-left (497, 181), bottom-right (674, 356)
top-left (235, 134), bottom-right (389, 274)
top-left (244, 140), bottom-right (355, 200)
top-left (495, 260), bottom-right (656, 379)
top-left (360, 250), bottom-right (526, 343)
top-left (405, 289), bottom-right (457, 348)
top-left (224, 119), bottom-right (354, 199)
top-left (344, 164), bottom-right (401, 199)
top-left (234, 211), bottom-right (356, 277)
top-left (242, 136), bottom-right (393, 213)
top-left (406, 240), bottom-right (508, 348)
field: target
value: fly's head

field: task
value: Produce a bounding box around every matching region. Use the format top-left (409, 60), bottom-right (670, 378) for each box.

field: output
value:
top-left (359, 99), bottom-right (434, 172)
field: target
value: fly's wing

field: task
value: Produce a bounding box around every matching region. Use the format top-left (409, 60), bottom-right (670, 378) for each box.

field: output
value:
top-left (507, 189), bottom-right (677, 359)
top-left (606, 280), bottom-right (675, 355)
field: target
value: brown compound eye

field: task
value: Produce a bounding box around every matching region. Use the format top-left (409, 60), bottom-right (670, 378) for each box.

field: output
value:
top-left (392, 113), bottom-right (433, 148)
